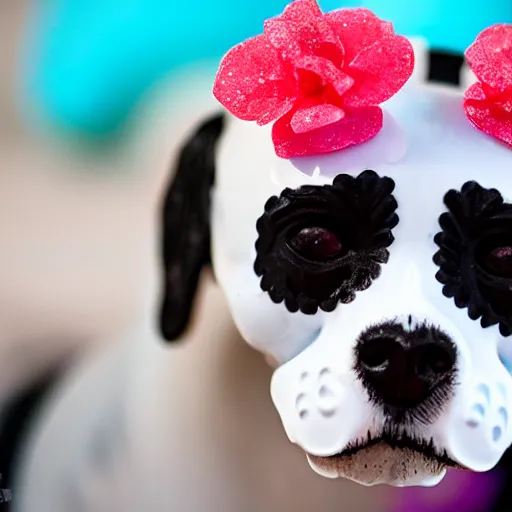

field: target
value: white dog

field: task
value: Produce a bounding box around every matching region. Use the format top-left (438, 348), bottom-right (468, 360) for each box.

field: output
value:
top-left (4, 5), bottom-right (512, 510)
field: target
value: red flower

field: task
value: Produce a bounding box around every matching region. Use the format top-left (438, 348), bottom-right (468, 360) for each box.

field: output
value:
top-left (213, 0), bottom-right (414, 159)
top-left (464, 24), bottom-right (512, 148)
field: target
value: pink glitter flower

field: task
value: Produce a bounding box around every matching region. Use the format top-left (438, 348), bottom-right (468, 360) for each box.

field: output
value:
top-left (464, 24), bottom-right (512, 148)
top-left (213, 0), bottom-right (414, 159)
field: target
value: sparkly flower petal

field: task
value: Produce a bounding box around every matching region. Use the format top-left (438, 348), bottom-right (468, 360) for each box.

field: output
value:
top-left (464, 81), bottom-right (487, 101)
top-left (464, 82), bottom-right (512, 147)
top-left (264, 0), bottom-right (343, 66)
top-left (273, 106), bottom-right (383, 158)
top-left (343, 35), bottom-right (414, 108)
top-left (291, 104), bottom-right (345, 133)
top-left (294, 55), bottom-right (354, 97)
top-left (281, 0), bottom-right (323, 20)
top-left (465, 24), bottom-right (512, 96)
top-left (213, 35), bottom-right (297, 125)
top-left (325, 8), bottom-right (394, 64)
top-left (463, 24), bottom-right (512, 147)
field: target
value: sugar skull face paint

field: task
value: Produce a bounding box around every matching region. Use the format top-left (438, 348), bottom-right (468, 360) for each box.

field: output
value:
top-left (208, 85), bottom-right (512, 486)
top-left (159, 1), bottom-right (512, 490)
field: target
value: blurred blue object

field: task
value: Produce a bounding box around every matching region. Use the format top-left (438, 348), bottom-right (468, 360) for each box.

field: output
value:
top-left (20, 0), bottom-right (512, 140)
top-left (21, 0), bottom-right (280, 136)
top-left (20, 0), bottom-right (353, 139)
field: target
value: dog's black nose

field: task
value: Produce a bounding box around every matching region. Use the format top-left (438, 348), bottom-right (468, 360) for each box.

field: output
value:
top-left (355, 323), bottom-right (456, 409)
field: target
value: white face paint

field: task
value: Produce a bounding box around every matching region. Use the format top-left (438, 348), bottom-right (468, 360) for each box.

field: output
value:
top-left (210, 82), bottom-right (512, 487)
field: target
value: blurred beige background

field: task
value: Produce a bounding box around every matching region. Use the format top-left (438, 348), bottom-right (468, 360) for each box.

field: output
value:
top-left (0, 1), bottom-right (221, 399)
top-left (0, 0), bottom-right (150, 397)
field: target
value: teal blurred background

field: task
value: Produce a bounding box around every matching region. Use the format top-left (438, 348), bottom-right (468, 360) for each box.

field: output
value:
top-left (21, 0), bottom-right (512, 140)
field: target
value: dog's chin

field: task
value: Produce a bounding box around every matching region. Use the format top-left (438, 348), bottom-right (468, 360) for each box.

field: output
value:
top-left (306, 436), bottom-right (463, 487)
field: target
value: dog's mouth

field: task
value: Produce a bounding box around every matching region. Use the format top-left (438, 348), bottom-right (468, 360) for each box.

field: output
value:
top-left (306, 432), bottom-right (465, 487)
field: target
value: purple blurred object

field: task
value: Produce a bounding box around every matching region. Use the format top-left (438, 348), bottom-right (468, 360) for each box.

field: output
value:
top-left (392, 469), bottom-right (504, 512)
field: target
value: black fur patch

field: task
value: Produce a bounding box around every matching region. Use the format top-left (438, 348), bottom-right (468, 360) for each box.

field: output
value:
top-left (0, 374), bottom-right (58, 509)
top-left (428, 49), bottom-right (465, 86)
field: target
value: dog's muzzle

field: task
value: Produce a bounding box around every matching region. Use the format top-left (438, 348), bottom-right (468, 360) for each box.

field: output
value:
top-left (305, 321), bottom-right (462, 486)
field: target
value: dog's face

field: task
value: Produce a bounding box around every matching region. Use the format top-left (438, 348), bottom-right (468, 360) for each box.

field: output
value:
top-left (159, 75), bottom-right (512, 487)
top-left (205, 83), bottom-right (512, 486)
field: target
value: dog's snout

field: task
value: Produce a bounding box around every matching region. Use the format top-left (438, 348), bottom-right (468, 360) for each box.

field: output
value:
top-left (355, 322), bottom-right (457, 411)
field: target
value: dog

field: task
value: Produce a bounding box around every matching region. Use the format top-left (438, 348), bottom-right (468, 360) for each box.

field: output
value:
top-left (4, 29), bottom-right (512, 512)
top-left (159, 21), bottom-right (512, 487)
top-left (159, 28), bottom-right (512, 487)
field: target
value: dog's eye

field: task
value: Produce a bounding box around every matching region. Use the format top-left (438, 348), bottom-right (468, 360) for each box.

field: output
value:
top-left (254, 170), bottom-right (399, 315)
top-left (289, 227), bottom-right (343, 261)
top-left (434, 181), bottom-right (512, 337)
top-left (482, 245), bottom-right (512, 278)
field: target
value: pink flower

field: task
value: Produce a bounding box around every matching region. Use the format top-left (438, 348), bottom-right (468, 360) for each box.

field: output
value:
top-left (464, 24), bottom-right (512, 148)
top-left (213, 0), bottom-right (414, 159)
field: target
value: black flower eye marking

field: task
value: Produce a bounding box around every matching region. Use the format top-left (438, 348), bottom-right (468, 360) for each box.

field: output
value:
top-left (433, 180), bottom-right (512, 337)
top-left (254, 170), bottom-right (399, 315)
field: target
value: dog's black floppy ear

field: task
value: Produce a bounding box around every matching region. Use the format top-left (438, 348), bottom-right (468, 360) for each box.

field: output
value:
top-left (159, 113), bottom-right (225, 342)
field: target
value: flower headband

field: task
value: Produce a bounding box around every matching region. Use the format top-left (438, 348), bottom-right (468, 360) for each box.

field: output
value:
top-left (213, 0), bottom-right (512, 158)
top-left (463, 23), bottom-right (512, 148)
